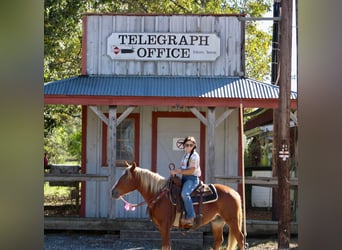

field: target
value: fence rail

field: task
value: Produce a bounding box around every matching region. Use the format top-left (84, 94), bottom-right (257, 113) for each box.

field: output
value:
top-left (44, 173), bottom-right (108, 182)
top-left (215, 176), bottom-right (298, 187)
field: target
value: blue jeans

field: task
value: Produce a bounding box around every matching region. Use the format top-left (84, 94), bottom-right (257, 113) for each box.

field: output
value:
top-left (181, 175), bottom-right (200, 219)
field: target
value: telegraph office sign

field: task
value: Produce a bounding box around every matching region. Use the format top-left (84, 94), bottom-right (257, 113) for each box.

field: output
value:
top-left (107, 33), bottom-right (220, 61)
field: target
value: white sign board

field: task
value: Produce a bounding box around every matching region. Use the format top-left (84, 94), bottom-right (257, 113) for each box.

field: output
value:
top-left (173, 137), bottom-right (185, 151)
top-left (107, 33), bottom-right (220, 61)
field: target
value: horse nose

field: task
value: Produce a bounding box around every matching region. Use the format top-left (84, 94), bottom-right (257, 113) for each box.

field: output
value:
top-left (112, 188), bottom-right (119, 199)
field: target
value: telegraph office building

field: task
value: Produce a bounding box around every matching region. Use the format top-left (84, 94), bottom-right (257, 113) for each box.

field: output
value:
top-left (44, 14), bottom-right (297, 219)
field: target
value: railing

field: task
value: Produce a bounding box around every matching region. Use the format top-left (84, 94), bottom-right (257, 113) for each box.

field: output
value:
top-left (44, 165), bottom-right (108, 182)
top-left (44, 173), bottom-right (108, 182)
top-left (44, 165), bottom-right (108, 217)
top-left (214, 176), bottom-right (298, 187)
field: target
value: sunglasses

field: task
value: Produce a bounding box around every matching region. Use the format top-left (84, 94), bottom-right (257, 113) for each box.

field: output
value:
top-left (184, 143), bottom-right (194, 147)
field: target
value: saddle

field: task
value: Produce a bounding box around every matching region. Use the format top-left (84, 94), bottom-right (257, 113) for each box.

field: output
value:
top-left (168, 175), bottom-right (218, 212)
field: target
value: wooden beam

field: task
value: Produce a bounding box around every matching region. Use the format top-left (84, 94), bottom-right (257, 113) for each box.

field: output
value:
top-left (45, 95), bottom-right (295, 109)
top-left (239, 17), bottom-right (282, 21)
top-left (277, 0), bottom-right (293, 247)
top-left (215, 108), bottom-right (234, 128)
top-left (189, 107), bottom-right (235, 184)
top-left (108, 106), bottom-right (117, 219)
top-left (89, 106), bottom-right (136, 126)
top-left (89, 105), bottom-right (135, 218)
top-left (89, 106), bottom-right (108, 125)
top-left (44, 217), bottom-right (298, 236)
top-left (207, 107), bottom-right (215, 183)
top-left (214, 176), bottom-right (298, 187)
top-left (239, 104), bottom-right (247, 242)
top-left (189, 107), bottom-right (208, 126)
top-left (190, 107), bottom-right (235, 128)
top-left (117, 106), bottom-right (136, 125)
top-left (44, 174), bottom-right (108, 181)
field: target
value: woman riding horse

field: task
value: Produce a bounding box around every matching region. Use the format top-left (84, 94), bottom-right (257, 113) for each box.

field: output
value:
top-left (111, 162), bottom-right (245, 250)
top-left (170, 136), bottom-right (200, 227)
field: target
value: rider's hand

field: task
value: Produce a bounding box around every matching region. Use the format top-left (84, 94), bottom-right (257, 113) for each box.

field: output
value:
top-left (170, 169), bottom-right (180, 175)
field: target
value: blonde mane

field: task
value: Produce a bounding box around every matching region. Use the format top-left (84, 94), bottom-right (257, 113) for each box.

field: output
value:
top-left (129, 166), bottom-right (168, 194)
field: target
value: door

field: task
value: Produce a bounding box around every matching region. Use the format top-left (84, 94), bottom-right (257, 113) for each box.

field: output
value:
top-left (156, 117), bottom-right (201, 178)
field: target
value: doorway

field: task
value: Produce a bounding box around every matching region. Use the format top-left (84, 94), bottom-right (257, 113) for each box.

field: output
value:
top-left (151, 112), bottom-right (206, 180)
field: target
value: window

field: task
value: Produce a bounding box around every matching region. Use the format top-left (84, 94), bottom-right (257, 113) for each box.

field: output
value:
top-left (102, 114), bottom-right (140, 167)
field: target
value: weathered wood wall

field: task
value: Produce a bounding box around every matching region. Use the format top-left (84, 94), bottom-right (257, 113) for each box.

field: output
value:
top-left (85, 14), bottom-right (242, 76)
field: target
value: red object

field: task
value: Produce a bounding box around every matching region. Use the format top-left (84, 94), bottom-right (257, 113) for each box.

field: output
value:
top-left (113, 46), bottom-right (120, 54)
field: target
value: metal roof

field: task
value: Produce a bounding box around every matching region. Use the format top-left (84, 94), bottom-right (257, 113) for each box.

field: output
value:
top-left (44, 75), bottom-right (297, 100)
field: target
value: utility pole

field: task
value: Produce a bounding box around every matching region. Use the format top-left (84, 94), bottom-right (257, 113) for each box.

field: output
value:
top-left (277, 0), bottom-right (292, 248)
top-left (271, 0), bottom-right (281, 221)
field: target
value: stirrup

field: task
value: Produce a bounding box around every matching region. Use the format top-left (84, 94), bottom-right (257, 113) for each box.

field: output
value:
top-left (244, 242), bottom-right (249, 249)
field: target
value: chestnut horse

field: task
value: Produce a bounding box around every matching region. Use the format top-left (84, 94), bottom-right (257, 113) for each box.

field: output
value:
top-left (111, 162), bottom-right (245, 250)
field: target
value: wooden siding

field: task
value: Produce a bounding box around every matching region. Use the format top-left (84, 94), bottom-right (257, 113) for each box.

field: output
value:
top-left (84, 15), bottom-right (242, 76)
top-left (82, 106), bottom-right (242, 218)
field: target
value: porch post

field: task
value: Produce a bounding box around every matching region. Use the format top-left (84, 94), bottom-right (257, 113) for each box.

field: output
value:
top-left (207, 107), bottom-right (215, 183)
top-left (108, 105), bottom-right (117, 219)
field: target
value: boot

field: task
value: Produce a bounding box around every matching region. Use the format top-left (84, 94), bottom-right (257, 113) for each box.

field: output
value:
top-left (181, 217), bottom-right (194, 227)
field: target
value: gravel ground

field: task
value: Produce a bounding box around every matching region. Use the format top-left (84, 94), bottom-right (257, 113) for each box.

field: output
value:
top-left (44, 231), bottom-right (298, 250)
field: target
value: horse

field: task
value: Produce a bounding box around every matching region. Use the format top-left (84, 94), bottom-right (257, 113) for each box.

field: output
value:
top-left (111, 162), bottom-right (245, 250)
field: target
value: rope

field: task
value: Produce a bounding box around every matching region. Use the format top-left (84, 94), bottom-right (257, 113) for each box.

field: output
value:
top-left (119, 196), bottom-right (145, 211)
top-left (118, 184), bottom-right (169, 211)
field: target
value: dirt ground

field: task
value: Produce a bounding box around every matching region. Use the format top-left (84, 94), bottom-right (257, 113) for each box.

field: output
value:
top-left (44, 207), bottom-right (299, 249)
top-left (44, 194), bottom-right (298, 249)
top-left (44, 231), bottom-right (298, 250)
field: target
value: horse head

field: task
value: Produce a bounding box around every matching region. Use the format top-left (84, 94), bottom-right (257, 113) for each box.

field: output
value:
top-left (111, 161), bottom-right (138, 199)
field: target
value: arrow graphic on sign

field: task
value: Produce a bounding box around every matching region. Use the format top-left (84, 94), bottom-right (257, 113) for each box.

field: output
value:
top-left (279, 144), bottom-right (289, 161)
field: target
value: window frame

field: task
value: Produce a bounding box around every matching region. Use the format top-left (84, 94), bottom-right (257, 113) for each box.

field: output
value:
top-left (101, 113), bottom-right (140, 167)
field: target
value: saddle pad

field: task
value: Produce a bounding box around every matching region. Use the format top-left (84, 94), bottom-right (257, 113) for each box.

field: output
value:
top-left (191, 184), bottom-right (218, 204)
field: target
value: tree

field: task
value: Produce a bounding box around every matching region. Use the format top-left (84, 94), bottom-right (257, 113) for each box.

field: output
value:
top-left (44, 104), bottom-right (81, 163)
top-left (44, 0), bottom-right (272, 82)
top-left (44, 0), bottom-right (273, 163)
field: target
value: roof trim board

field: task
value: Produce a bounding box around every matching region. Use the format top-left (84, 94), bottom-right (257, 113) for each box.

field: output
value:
top-left (45, 95), bottom-right (294, 108)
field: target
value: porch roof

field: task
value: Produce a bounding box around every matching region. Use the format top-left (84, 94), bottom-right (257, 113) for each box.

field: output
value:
top-left (44, 75), bottom-right (297, 108)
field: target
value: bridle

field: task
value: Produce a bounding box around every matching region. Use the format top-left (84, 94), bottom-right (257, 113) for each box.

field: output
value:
top-left (118, 182), bottom-right (170, 211)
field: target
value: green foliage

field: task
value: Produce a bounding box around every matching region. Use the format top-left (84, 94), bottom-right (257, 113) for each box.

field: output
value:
top-left (44, 0), bottom-right (273, 163)
top-left (67, 130), bottom-right (82, 162)
top-left (44, 104), bottom-right (81, 163)
top-left (44, 0), bottom-right (82, 81)
top-left (245, 23), bottom-right (272, 81)
top-left (44, 105), bottom-right (80, 136)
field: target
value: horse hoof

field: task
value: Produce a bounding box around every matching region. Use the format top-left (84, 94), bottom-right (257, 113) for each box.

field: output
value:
top-left (244, 242), bottom-right (249, 249)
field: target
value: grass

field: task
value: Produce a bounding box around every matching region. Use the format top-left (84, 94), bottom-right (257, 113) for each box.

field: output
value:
top-left (44, 182), bottom-right (74, 196)
top-left (44, 161), bottom-right (81, 211)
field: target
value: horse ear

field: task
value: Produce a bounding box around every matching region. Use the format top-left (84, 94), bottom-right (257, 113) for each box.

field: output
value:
top-left (127, 162), bottom-right (136, 175)
top-left (125, 161), bottom-right (130, 167)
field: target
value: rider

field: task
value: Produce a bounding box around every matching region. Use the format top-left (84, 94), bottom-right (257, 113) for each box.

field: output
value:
top-left (170, 136), bottom-right (201, 227)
